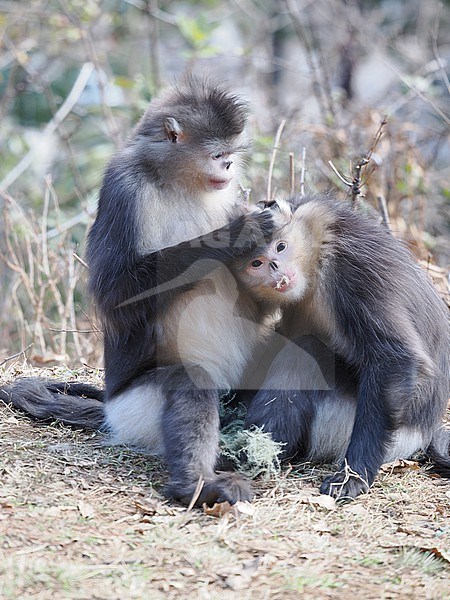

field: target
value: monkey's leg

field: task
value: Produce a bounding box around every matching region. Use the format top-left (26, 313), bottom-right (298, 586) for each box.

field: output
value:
top-left (245, 336), bottom-right (337, 460)
top-left (320, 356), bottom-right (414, 500)
top-left (245, 389), bottom-right (314, 460)
top-left (162, 365), bottom-right (253, 506)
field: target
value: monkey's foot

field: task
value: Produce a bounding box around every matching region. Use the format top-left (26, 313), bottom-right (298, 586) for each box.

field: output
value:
top-left (166, 472), bottom-right (254, 508)
top-left (320, 467), bottom-right (371, 501)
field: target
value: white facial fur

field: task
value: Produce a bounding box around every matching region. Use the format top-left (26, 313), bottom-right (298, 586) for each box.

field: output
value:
top-left (238, 236), bottom-right (308, 305)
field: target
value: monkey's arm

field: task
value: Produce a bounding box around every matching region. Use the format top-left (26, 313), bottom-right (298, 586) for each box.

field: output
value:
top-left (132, 211), bottom-right (273, 303)
top-left (321, 323), bottom-right (419, 499)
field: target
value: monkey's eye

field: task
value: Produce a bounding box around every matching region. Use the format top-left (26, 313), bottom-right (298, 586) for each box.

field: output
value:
top-left (250, 259), bottom-right (264, 269)
top-left (213, 152), bottom-right (225, 160)
top-left (276, 241), bottom-right (287, 253)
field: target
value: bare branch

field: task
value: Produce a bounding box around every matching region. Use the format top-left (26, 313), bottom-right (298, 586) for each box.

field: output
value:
top-left (387, 63), bottom-right (450, 127)
top-left (328, 160), bottom-right (352, 186)
top-left (267, 119), bottom-right (286, 202)
top-left (431, 5), bottom-right (450, 95)
top-left (300, 147), bottom-right (306, 199)
top-left (73, 253), bottom-right (89, 270)
top-left (0, 344), bottom-right (33, 367)
top-left (289, 152), bottom-right (295, 197)
top-left (377, 195), bottom-right (391, 230)
top-left (328, 117), bottom-right (388, 206)
top-left (0, 62), bottom-right (95, 191)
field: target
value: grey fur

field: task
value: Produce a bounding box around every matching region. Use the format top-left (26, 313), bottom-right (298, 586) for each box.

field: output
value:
top-left (235, 194), bottom-right (450, 499)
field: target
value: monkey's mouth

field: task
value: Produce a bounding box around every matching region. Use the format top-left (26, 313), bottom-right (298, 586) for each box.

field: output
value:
top-left (208, 178), bottom-right (231, 190)
top-left (272, 274), bottom-right (295, 293)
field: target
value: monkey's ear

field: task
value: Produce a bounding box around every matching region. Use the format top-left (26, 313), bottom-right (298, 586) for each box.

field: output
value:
top-left (165, 117), bottom-right (183, 143)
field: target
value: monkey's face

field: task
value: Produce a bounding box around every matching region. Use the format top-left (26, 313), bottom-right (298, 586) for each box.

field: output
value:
top-left (203, 150), bottom-right (236, 191)
top-left (165, 141), bottom-right (241, 193)
top-left (237, 239), bottom-right (307, 304)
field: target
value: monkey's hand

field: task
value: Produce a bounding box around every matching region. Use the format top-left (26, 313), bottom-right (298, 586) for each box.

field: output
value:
top-left (167, 472), bottom-right (254, 508)
top-left (319, 466), bottom-right (371, 501)
top-left (227, 209), bottom-right (274, 258)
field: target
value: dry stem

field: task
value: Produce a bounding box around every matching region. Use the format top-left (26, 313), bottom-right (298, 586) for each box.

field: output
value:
top-left (266, 119), bottom-right (286, 202)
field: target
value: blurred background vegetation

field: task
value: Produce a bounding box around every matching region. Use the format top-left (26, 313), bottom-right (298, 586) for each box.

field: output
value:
top-left (0, 0), bottom-right (449, 367)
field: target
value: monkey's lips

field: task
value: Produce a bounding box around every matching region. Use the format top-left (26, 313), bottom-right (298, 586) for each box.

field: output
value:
top-left (272, 274), bottom-right (296, 293)
top-left (208, 178), bottom-right (231, 190)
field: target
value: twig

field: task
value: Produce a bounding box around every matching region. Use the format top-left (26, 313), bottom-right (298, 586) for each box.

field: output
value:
top-left (267, 119), bottom-right (286, 202)
top-left (377, 195), bottom-right (391, 229)
top-left (350, 156), bottom-right (370, 206)
top-left (386, 62), bottom-right (450, 127)
top-left (238, 184), bottom-right (251, 203)
top-left (67, 249), bottom-right (83, 360)
top-left (329, 116), bottom-right (388, 206)
top-left (49, 328), bottom-right (95, 334)
top-left (350, 116), bottom-right (387, 206)
top-left (289, 153), bottom-right (295, 196)
top-left (299, 147), bottom-right (306, 199)
top-left (286, 0), bottom-right (332, 125)
top-left (77, 306), bottom-right (102, 339)
top-left (431, 5), bottom-right (450, 95)
top-left (73, 253), bottom-right (89, 269)
top-left (1, 190), bottom-right (39, 243)
top-left (45, 203), bottom-right (97, 241)
top-left (0, 62), bottom-right (95, 191)
top-left (0, 344), bottom-right (33, 367)
top-left (328, 160), bottom-right (352, 186)
top-left (81, 361), bottom-right (104, 371)
top-left (186, 476), bottom-right (205, 512)
top-left (147, 0), bottom-right (162, 90)
top-left (366, 116), bottom-right (388, 163)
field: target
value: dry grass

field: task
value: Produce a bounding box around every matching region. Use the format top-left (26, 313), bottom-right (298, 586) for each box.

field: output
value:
top-left (1, 365), bottom-right (449, 599)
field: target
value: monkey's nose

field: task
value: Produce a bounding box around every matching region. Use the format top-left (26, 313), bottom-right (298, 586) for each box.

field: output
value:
top-left (225, 160), bottom-right (233, 170)
top-left (269, 261), bottom-right (278, 271)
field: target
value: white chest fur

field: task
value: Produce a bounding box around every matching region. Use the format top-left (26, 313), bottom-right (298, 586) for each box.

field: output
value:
top-left (135, 182), bottom-right (240, 253)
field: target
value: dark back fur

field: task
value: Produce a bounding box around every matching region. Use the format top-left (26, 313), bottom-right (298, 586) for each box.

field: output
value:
top-left (291, 194), bottom-right (449, 359)
top-left (286, 194), bottom-right (450, 430)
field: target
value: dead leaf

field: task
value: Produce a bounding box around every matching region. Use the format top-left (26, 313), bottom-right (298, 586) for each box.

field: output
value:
top-left (31, 354), bottom-right (66, 366)
top-left (426, 546), bottom-right (450, 563)
top-left (134, 498), bottom-right (159, 516)
top-left (382, 544), bottom-right (450, 564)
top-left (203, 501), bottom-right (232, 517)
top-left (203, 500), bottom-right (255, 518)
top-left (305, 494), bottom-right (337, 510)
top-left (380, 459), bottom-right (419, 472)
top-left (233, 501), bottom-right (255, 516)
top-left (77, 500), bottom-right (95, 519)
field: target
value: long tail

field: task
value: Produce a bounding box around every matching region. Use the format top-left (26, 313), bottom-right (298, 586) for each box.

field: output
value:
top-left (0, 377), bottom-right (105, 430)
top-left (427, 426), bottom-right (450, 478)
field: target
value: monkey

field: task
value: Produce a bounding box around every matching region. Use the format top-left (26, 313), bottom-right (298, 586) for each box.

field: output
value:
top-left (0, 78), bottom-right (276, 507)
top-left (231, 194), bottom-right (450, 500)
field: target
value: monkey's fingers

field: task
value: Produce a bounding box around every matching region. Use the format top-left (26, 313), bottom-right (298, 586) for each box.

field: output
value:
top-left (231, 211), bottom-right (274, 255)
top-left (200, 472), bottom-right (254, 506)
top-left (320, 468), bottom-right (371, 501)
top-left (168, 472), bottom-right (254, 508)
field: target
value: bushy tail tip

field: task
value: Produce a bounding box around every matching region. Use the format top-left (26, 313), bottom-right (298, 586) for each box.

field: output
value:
top-left (0, 377), bottom-right (105, 430)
